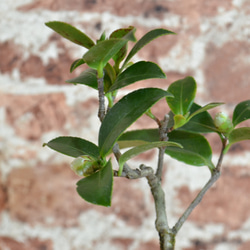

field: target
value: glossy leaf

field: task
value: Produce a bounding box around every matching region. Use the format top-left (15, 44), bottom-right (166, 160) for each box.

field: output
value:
top-left (165, 130), bottom-right (215, 170)
top-left (122, 28), bottom-right (175, 69)
top-left (118, 129), bottom-right (159, 148)
top-left (70, 58), bottom-right (85, 73)
top-left (118, 141), bottom-right (182, 176)
top-left (99, 88), bottom-right (172, 156)
top-left (166, 76), bottom-right (197, 115)
top-left (43, 136), bottom-right (99, 159)
top-left (45, 21), bottom-right (95, 49)
top-left (110, 26), bottom-right (136, 66)
top-left (108, 61), bottom-right (166, 92)
top-left (179, 103), bottom-right (219, 133)
top-left (66, 68), bottom-right (98, 89)
top-left (224, 127), bottom-right (250, 153)
top-left (83, 38), bottom-right (128, 73)
top-left (233, 100), bottom-right (250, 126)
top-left (76, 160), bottom-right (113, 207)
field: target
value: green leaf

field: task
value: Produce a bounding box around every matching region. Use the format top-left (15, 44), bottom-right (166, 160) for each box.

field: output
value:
top-left (70, 58), bottom-right (85, 73)
top-left (224, 127), bottom-right (250, 153)
top-left (118, 141), bottom-right (182, 176)
top-left (173, 114), bottom-right (187, 129)
top-left (110, 26), bottom-right (136, 66)
top-left (66, 68), bottom-right (98, 89)
top-left (118, 129), bottom-right (159, 148)
top-left (43, 136), bottom-right (100, 159)
top-left (166, 76), bottom-right (197, 115)
top-left (76, 160), bottom-right (113, 206)
top-left (45, 21), bottom-right (95, 49)
top-left (179, 103), bottom-right (219, 133)
top-left (122, 28), bottom-right (175, 69)
top-left (99, 88), bottom-right (172, 156)
top-left (83, 38), bottom-right (128, 73)
top-left (108, 61), bottom-right (166, 92)
top-left (165, 130), bottom-right (215, 170)
top-left (188, 102), bottom-right (224, 121)
top-left (233, 100), bottom-right (250, 126)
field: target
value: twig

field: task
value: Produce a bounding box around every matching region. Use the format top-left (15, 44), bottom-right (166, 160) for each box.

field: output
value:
top-left (97, 73), bottom-right (105, 122)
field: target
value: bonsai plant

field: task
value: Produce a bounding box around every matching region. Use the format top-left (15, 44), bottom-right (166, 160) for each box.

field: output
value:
top-left (43, 21), bottom-right (250, 249)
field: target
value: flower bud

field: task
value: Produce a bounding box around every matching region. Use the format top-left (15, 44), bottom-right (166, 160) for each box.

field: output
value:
top-left (214, 112), bottom-right (233, 133)
top-left (70, 156), bottom-right (99, 177)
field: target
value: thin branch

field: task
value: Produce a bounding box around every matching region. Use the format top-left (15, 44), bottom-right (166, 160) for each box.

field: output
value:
top-left (97, 74), bottom-right (105, 122)
top-left (172, 139), bottom-right (227, 234)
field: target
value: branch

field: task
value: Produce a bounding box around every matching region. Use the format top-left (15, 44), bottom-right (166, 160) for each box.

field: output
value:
top-left (172, 139), bottom-right (227, 234)
top-left (97, 73), bottom-right (105, 122)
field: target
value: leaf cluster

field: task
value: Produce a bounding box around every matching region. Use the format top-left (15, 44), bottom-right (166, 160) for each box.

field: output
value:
top-left (44, 21), bottom-right (250, 206)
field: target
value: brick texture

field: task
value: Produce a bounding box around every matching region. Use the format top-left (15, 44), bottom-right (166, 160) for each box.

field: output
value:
top-left (0, 0), bottom-right (250, 249)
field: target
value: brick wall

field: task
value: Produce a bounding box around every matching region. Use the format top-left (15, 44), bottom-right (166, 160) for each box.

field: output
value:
top-left (0, 0), bottom-right (250, 249)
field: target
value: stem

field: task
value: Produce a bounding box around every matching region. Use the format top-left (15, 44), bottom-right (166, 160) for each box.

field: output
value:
top-left (97, 73), bottom-right (105, 122)
top-left (172, 140), bottom-right (226, 234)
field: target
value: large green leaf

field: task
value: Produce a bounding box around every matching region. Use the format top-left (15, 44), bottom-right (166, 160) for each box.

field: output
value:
top-left (165, 130), bottom-right (215, 170)
top-left (45, 21), bottom-right (95, 49)
top-left (122, 28), bottom-right (175, 69)
top-left (43, 136), bottom-right (100, 159)
top-left (108, 61), bottom-right (166, 92)
top-left (99, 88), bottom-right (172, 156)
top-left (224, 127), bottom-right (250, 153)
top-left (166, 77), bottom-right (197, 115)
top-left (66, 68), bottom-right (98, 89)
top-left (76, 160), bottom-right (113, 207)
top-left (179, 103), bottom-right (219, 133)
top-left (118, 129), bottom-right (159, 148)
top-left (118, 141), bottom-right (182, 176)
top-left (233, 100), bottom-right (250, 126)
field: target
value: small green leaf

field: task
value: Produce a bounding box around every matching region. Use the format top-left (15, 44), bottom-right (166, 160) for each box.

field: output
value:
top-left (76, 160), bottom-right (113, 207)
top-left (122, 28), bottom-right (175, 69)
top-left (233, 100), bottom-right (250, 126)
top-left (118, 129), bottom-right (159, 148)
top-left (99, 88), bottom-right (172, 156)
top-left (108, 61), bottom-right (166, 92)
top-left (118, 141), bottom-right (182, 176)
top-left (179, 103), bottom-right (218, 133)
top-left (110, 26), bottom-right (136, 66)
top-left (70, 58), bottom-right (85, 73)
top-left (43, 136), bottom-right (100, 159)
top-left (83, 38), bottom-right (128, 71)
top-left (224, 127), bottom-right (250, 153)
top-left (66, 68), bottom-right (98, 89)
top-left (45, 21), bottom-right (95, 49)
top-left (165, 130), bottom-right (215, 170)
top-left (174, 114), bottom-right (187, 129)
top-left (166, 76), bottom-right (197, 115)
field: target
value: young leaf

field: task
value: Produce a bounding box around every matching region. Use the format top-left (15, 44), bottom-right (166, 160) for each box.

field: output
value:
top-left (118, 141), bottom-right (182, 176)
top-left (83, 38), bottom-right (128, 73)
top-left (110, 26), bottom-right (136, 66)
top-left (165, 130), bottom-right (215, 170)
top-left (43, 136), bottom-right (100, 159)
top-left (99, 88), bottom-right (172, 156)
top-left (224, 127), bottom-right (250, 153)
top-left (76, 160), bottom-right (113, 207)
top-left (118, 129), bottom-right (159, 148)
top-left (70, 58), bottom-right (85, 73)
top-left (122, 28), bottom-right (175, 69)
top-left (45, 21), bottom-right (95, 49)
top-left (173, 114), bottom-right (187, 129)
top-left (166, 76), bottom-right (196, 115)
top-left (179, 103), bottom-right (219, 133)
top-left (233, 100), bottom-right (250, 126)
top-left (66, 68), bottom-right (98, 89)
top-left (108, 61), bottom-right (166, 92)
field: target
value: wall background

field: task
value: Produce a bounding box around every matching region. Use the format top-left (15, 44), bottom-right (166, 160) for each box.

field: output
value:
top-left (0, 0), bottom-right (250, 249)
